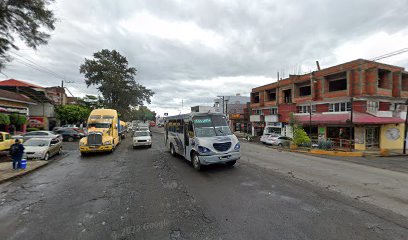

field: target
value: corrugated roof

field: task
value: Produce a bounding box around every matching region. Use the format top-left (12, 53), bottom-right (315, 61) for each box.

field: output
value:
top-left (0, 89), bottom-right (36, 104)
top-left (0, 79), bottom-right (44, 88)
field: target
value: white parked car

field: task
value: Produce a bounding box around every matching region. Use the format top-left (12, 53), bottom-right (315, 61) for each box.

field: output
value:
top-left (132, 130), bottom-right (152, 148)
top-left (23, 138), bottom-right (62, 160)
top-left (260, 133), bottom-right (281, 144)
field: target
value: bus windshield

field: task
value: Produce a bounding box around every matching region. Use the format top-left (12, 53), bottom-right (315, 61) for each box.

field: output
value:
top-left (193, 115), bottom-right (232, 137)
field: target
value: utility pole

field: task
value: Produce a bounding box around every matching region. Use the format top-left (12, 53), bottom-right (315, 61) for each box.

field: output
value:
top-left (61, 80), bottom-right (74, 105)
top-left (403, 99), bottom-right (408, 154)
top-left (349, 97), bottom-right (354, 151)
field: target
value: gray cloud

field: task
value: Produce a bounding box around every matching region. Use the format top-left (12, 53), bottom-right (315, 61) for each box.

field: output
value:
top-left (2, 0), bottom-right (408, 115)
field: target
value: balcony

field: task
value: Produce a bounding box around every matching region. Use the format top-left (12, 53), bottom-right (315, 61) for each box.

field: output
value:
top-left (250, 115), bottom-right (263, 122)
top-left (264, 115), bottom-right (279, 122)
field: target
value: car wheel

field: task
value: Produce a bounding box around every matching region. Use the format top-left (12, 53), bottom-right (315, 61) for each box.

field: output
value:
top-left (278, 143), bottom-right (283, 147)
top-left (68, 137), bottom-right (74, 142)
top-left (149, 144), bottom-right (152, 148)
top-left (192, 153), bottom-right (202, 171)
top-left (58, 147), bottom-right (62, 155)
top-left (80, 152), bottom-right (87, 157)
top-left (170, 144), bottom-right (176, 156)
top-left (226, 160), bottom-right (236, 166)
top-left (44, 152), bottom-right (50, 161)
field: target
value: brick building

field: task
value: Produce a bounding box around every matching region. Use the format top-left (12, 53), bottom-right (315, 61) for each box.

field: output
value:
top-left (250, 59), bottom-right (408, 150)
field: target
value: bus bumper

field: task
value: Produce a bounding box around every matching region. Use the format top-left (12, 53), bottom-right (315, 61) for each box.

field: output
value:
top-left (80, 145), bottom-right (113, 153)
top-left (198, 152), bottom-right (241, 165)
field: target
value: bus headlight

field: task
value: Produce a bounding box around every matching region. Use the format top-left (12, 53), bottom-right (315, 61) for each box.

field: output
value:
top-left (104, 141), bottom-right (111, 145)
top-left (198, 146), bottom-right (212, 154)
top-left (234, 142), bottom-right (241, 151)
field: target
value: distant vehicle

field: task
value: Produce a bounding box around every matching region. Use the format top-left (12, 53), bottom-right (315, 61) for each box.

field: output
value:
top-left (149, 121), bottom-right (156, 127)
top-left (79, 109), bottom-right (120, 155)
top-left (165, 112), bottom-right (240, 171)
top-left (55, 129), bottom-right (83, 142)
top-left (23, 138), bottom-right (62, 160)
top-left (264, 136), bottom-right (292, 147)
top-left (119, 120), bottom-right (127, 139)
top-left (132, 130), bottom-right (152, 148)
top-left (260, 133), bottom-right (281, 144)
top-left (13, 131), bottom-right (62, 142)
top-left (62, 124), bottom-right (77, 128)
top-left (0, 132), bottom-right (13, 151)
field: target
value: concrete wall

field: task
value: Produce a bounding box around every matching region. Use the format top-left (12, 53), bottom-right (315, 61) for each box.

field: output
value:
top-left (29, 103), bottom-right (55, 118)
top-left (380, 123), bottom-right (405, 150)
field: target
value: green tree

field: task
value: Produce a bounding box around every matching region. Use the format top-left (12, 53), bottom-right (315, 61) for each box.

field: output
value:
top-left (127, 106), bottom-right (156, 122)
top-left (79, 49), bottom-right (154, 116)
top-left (0, 113), bottom-right (10, 125)
top-left (77, 94), bottom-right (105, 110)
top-left (0, 0), bottom-right (56, 68)
top-left (55, 105), bottom-right (91, 125)
top-left (293, 126), bottom-right (311, 146)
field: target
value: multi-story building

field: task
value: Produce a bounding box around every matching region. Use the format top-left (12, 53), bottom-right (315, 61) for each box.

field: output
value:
top-left (250, 59), bottom-right (408, 151)
top-left (214, 94), bottom-right (250, 114)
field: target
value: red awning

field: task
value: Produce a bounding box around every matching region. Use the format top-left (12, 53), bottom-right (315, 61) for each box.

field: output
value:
top-left (296, 112), bottom-right (404, 125)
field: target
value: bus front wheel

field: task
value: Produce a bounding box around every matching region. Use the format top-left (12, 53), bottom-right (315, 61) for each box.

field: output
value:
top-left (192, 153), bottom-right (202, 171)
top-left (170, 144), bottom-right (176, 156)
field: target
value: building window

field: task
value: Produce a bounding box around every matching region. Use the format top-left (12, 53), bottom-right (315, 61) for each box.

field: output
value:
top-left (297, 105), bottom-right (316, 113)
top-left (329, 102), bottom-right (351, 112)
top-left (252, 92), bottom-right (260, 103)
top-left (327, 72), bottom-right (347, 92)
top-left (266, 90), bottom-right (276, 101)
top-left (252, 109), bottom-right (263, 115)
top-left (298, 85), bottom-right (311, 96)
top-left (283, 89), bottom-right (292, 103)
top-left (378, 69), bottom-right (391, 89)
top-left (367, 101), bottom-right (379, 112)
top-left (269, 107), bottom-right (278, 115)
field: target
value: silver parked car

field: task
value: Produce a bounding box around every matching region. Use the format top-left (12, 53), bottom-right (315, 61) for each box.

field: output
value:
top-left (264, 136), bottom-right (293, 147)
top-left (13, 131), bottom-right (62, 142)
top-left (23, 138), bottom-right (62, 160)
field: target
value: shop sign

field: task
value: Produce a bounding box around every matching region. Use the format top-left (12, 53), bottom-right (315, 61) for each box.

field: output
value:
top-left (266, 122), bottom-right (282, 128)
top-left (230, 114), bottom-right (241, 119)
top-left (28, 117), bottom-right (45, 128)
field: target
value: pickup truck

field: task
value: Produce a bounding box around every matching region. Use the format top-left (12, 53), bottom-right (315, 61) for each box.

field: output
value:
top-left (0, 132), bottom-right (14, 151)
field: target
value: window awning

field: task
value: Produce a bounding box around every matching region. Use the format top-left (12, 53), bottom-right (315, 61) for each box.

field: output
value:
top-left (296, 112), bottom-right (404, 125)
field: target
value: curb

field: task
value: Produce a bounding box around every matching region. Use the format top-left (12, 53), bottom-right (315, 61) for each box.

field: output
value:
top-left (0, 161), bottom-right (49, 184)
top-left (0, 151), bottom-right (70, 185)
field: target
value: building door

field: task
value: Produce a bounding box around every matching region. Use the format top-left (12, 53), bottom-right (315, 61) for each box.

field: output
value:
top-left (366, 127), bottom-right (380, 149)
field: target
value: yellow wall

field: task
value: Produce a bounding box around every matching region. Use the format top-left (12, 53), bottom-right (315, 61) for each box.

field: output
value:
top-left (354, 126), bottom-right (366, 150)
top-left (380, 123), bottom-right (405, 150)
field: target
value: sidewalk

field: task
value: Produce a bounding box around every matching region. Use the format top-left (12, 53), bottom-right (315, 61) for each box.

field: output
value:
top-left (240, 140), bottom-right (408, 218)
top-left (0, 160), bottom-right (48, 183)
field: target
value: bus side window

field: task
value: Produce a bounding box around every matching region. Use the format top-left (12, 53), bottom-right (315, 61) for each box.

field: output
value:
top-left (188, 122), bottom-right (194, 137)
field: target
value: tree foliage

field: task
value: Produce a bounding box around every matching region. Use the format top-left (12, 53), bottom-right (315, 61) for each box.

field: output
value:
top-left (9, 113), bottom-right (27, 125)
top-left (77, 95), bottom-right (105, 110)
top-left (79, 49), bottom-right (154, 116)
top-left (0, 113), bottom-right (10, 125)
top-left (55, 105), bottom-right (91, 125)
top-left (0, 0), bottom-right (56, 68)
top-left (127, 106), bottom-right (156, 122)
top-left (293, 126), bottom-right (311, 146)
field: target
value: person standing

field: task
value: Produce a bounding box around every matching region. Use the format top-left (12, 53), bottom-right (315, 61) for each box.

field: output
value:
top-left (10, 139), bottom-right (24, 170)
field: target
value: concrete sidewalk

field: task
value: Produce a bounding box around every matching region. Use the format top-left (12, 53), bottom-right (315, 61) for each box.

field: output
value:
top-left (241, 141), bottom-right (408, 218)
top-left (0, 160), bottom-right (48, 183)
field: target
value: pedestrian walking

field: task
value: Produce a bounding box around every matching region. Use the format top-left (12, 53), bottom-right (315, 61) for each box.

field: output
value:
top-left (10, 139), bottom-right (24, 170)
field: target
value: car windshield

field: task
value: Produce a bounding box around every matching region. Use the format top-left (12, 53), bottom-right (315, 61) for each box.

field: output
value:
top-left (88, 123), bottom-right (111, 128)
top-left (193, 115), bottom-right (232, 137)
top-left (134, 131), bottom-right (149, 137)
top-left (24, 139), bottom-right (49, 147)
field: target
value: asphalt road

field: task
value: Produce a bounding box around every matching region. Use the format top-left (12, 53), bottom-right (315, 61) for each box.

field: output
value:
top-left (0, 133), bottom-right (407, 240)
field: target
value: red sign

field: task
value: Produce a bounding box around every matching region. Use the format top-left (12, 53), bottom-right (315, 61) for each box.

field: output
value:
top-left (28, 117), bottom-right (45, 128)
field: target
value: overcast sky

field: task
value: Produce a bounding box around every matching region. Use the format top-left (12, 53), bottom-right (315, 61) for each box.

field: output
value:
top-left (2, 0), bottom-right (408, 116)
